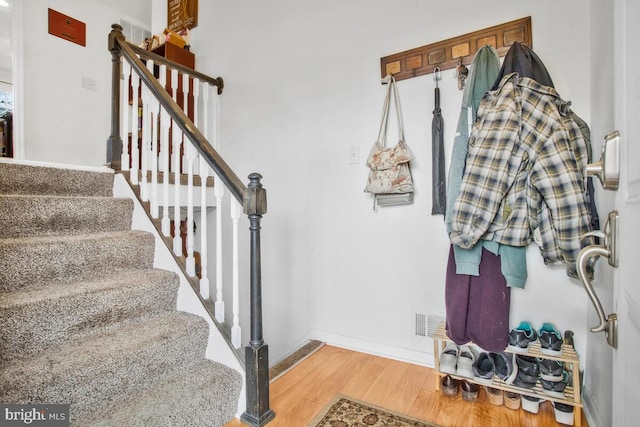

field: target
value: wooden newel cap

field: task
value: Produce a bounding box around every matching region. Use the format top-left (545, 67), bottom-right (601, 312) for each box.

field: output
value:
top-left (244, 173), bottom-right (267, 216)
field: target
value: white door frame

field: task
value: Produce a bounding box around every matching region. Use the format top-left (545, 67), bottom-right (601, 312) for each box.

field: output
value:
top-left (10, 0), bottom-right (23, 159)
top-left (611, 0), bottom-right (640, 425)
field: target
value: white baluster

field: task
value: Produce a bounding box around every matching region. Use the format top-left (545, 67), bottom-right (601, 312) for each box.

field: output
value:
top-left (214, 175), bottom-right (225, 322)
top-left (231, 199), bottom-right (242, 349)
top-left (192, 78), bottom-right (200, 175)
top-left (172, 69), bottom-right (183, 256)
top-left (130, 73), bottom-right (140, 185)
top-left (213, 84), bottom-right (221, 150)
top-left (181, 73), bottom-right (190, 173)
top-left (207, 85), bottom-right (225, 321)
top-left (199, 156), bottom-right (210, 299)
top-left (185, 142), bottom-right (196, 277)
top-left (120, 63), bottom-right (130, 171)
top-left (139, 60), bottom-right (154, 202)
top-left (150, 99), bottom-right (159, 218)
top-left (159, 65), bottom-right (171, 236)
top-left (202, 82), bottom-right (210, 144)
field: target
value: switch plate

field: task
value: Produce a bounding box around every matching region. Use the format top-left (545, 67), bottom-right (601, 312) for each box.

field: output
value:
top-left (81, 76), bottom-right (97, 91)
top-left (349, 145), bottom-right (360, 165)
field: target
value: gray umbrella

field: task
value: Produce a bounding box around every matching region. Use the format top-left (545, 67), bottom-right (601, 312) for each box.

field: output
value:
top-left (431, 68), bottom-right (446, 215)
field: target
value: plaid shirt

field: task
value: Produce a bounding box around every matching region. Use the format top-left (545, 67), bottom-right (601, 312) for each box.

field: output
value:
top-left (450, 73), bottom-right (593, 274)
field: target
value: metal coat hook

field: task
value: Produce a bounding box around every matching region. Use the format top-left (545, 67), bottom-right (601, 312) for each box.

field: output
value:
top-left (433, 66), bottom-right (441, 88)
top-left (455, 58), bottom-right (469, 90)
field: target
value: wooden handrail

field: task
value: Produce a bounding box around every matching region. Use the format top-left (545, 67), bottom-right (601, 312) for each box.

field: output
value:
top-left (127, 42), bottom-right (224, 94)
top-left (109, 24), bottom-right (245, 204)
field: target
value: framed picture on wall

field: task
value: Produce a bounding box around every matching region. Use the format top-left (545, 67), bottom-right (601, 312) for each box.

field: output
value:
top-left (168, 0), bottom-right (198, 31)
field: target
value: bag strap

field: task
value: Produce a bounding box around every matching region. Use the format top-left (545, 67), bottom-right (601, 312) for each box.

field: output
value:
top-left (376, 75), bottom-right (405, 147)
top-left (391, 76), bottom-right (405, 143)
top-left (376, 76), bottom-right (393, 147)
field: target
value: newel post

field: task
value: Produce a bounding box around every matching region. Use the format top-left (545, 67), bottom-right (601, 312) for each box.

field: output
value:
top-left (241, 173), bottom-right (275, 427)
top-left (107, 24), bottom-right (124, 170)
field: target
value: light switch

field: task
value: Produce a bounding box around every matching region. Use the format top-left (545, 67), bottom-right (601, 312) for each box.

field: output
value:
top-left (349, 145), bottom-right (360, 165)
top-left (81, 76), bottom-right (97, 91)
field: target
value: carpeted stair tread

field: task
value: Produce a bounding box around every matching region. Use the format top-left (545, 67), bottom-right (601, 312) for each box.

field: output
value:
top-left (0, 230), bottom-right (155, 291)
top-left (0, 194), bottom-right (134, 238)
top-left (0, 162), bottom-right (114, 197)
top-left (0, 311), bottom-right (210, 420)
top-left (78, 359), bottom-right (242, 427)
top-left (0, 268), bottom-right (180, 365)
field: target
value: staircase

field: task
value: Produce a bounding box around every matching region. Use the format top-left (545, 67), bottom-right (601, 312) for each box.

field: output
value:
top-left (0, 160), bottom-right (242, 426)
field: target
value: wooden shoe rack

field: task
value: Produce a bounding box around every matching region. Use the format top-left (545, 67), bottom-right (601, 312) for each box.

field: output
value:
top-left (432, 322), bottom-right (583, 426)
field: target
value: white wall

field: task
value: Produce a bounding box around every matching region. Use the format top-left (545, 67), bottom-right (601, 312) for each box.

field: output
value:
top-left (170, 0), bottom-right (598, 368)
top-left (17, 0), bottom-right (147, 166)
top-left (18, 0), bottom-right (601, 384)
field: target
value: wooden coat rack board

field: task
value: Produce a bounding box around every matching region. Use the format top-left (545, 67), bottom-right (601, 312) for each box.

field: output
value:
top-left (380, 17), bottom-right (532, 82)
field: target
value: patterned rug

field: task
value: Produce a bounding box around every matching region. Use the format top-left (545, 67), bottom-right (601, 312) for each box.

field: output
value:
top-left (308, 394), bottom-right (441, 427)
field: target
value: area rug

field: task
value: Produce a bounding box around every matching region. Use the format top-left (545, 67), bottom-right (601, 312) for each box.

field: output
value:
top-left (307, 394), bottom-right (441, 427)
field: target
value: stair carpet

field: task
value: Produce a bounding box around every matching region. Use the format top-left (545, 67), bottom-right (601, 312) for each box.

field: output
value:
top-left (0, 161), bottom-right (242, 426)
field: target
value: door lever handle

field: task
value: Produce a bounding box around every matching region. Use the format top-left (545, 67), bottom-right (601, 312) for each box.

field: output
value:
top-left (576, 211), bottom-right (619, 348)
top-left (586, 131), bottom-right (620, 190)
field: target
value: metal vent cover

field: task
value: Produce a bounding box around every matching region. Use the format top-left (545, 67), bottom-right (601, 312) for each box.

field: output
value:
top-left (412, 310), bottom-right (445, 338)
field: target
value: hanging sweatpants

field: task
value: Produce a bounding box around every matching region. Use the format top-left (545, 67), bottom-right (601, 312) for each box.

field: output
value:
top-left (445, 245), bottom-right (511, 352)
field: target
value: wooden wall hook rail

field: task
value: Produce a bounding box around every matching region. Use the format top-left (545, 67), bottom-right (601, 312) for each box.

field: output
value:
top-left (380, 16), bottom-right (532, 83)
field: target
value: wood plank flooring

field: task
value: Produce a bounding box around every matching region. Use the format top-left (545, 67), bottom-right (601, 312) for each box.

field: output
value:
top-left (225, 345), bottom-right (588, 427)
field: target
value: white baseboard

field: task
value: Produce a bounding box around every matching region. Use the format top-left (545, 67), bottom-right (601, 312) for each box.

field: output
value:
top-left (307, 329), bottom-right (435, 368)
top-left (582, 386), bottom-right (608, 427)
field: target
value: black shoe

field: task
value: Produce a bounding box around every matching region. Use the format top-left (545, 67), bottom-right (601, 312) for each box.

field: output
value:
top-left (472, 352), bottom-right (494, 384)
top-left (540, 371), bottom-right (569, 398)
top-left (537, 358), bottom-right (564, 382)
top-left (508, 321), bottom-right (538, 353)
top-left (538, 322), bottom-right (563, 355)
top-left (488, 352), bottom-right (516, 383)
top-left (513, 355), bottom-right (539, 389)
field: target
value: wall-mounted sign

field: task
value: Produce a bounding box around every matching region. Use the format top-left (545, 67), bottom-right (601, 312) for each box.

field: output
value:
top-left (48, 8), bottom-right (86, 47)
top-left (168, 0), bottom-right (198, 31)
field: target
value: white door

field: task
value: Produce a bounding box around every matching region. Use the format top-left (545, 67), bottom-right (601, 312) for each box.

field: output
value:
top-left (611, 0), bottom-right (640, 425)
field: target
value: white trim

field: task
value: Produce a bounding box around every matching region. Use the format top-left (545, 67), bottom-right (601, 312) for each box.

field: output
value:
top-left (307, 329), bottom-right (435, 368)
top-left (0, 157), bottom-right (114, 172)
top-left (583, 387), bottom-right (608, 427)
top-left (10, 0), bottom-right (23, 159)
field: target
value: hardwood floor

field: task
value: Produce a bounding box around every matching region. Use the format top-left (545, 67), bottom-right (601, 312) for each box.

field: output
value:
top-left (225, 344), bottom-right (588, 427)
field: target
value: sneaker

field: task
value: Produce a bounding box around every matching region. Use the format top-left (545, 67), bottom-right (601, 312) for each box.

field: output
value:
top-left (504, 391), bottom-right (521, 410)
top-left (441, 375), bottom-right (459, 397)
top-left (461, 381), bottom-right (479, 402)
top-left (539, 322), bottom-right (563, 355)
top-left (537, 358), bottom-right (564, 382)
top-left (472, 352), bottom-right (494, 384)
top-left (553, 401), bottom-right (575, 425)
top-left (508, 321), bottom-right (538, 353)
top-left (522, 395), bottom-right (544, 414)
top-left (540, 370), bottom-right (569, 398)
top-left (513, 355), bottom-right (539, 389)
top-left (456, 345), bottom-right (478, 378)
top-left (439, 343), bottom-right (458, 375)
top-left (484, 386), bottom-right (503, 406)
top-left (488, 352), bottom-right (516, 383)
